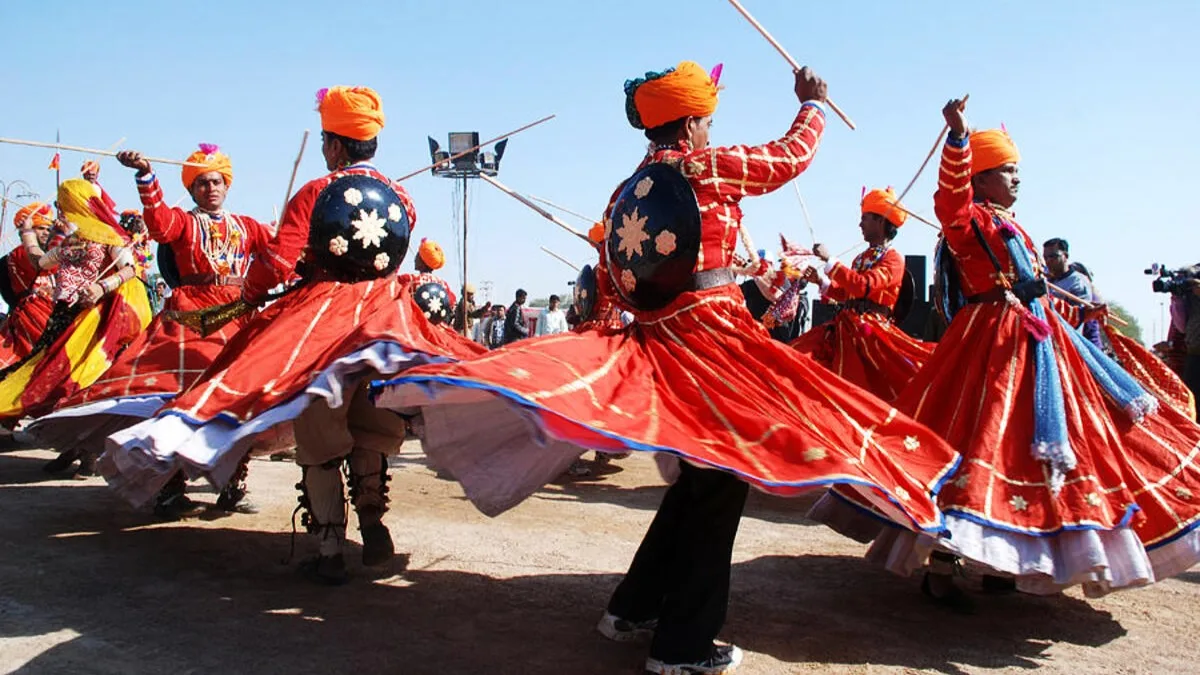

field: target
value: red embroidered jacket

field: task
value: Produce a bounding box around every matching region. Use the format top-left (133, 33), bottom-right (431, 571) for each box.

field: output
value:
top-left (242, 163), bottom-right (417, 303)
top-left (826, 247), bottom-right (905, 309)
top-left (136, 175), bottom-right (272, 281)
top-left (599, 102), bottom-right (827, 304)
top-left (933, 135), bottom-right (1080, 323)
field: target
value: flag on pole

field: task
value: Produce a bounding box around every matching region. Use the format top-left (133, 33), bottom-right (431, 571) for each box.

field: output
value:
top-left (47, 152), bottom-right (60, 170)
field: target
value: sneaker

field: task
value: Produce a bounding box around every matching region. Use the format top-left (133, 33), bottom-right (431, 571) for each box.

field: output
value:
top-left (215, 483), bottom-right (253, 513)
top-left (645, 644), bottom-right (743, 674)
top-left (300, 553), bottom-right (348, 586)
top-left (596, 612), bottom-right (657, 643)
top-left (360, 521), bottom-right (395, 567)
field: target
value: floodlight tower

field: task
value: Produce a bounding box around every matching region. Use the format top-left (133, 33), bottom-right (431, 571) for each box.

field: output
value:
top-left (427, 133), bottom-right (507, 335)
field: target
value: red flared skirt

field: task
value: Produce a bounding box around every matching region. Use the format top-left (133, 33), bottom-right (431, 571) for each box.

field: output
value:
top-left (376, 284), bottom-right (961, 530)
top-left (1105, 325), bottom-right (1195, 420)
top-left (791, 310), bottom-right (934, 402)
top-left (0, 295), bottom-right (54, 368)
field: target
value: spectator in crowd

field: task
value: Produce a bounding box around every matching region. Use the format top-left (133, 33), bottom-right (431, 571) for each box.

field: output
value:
top-left (536, 294), bottom-right (569, 336)
top-left (503, 288), bottom-right (529, 345)
top-left (487, 304), bottom-right (507, 349)
top-left (1043, 238), bottom-right (1103, 349)
top-left (455, 282), bottom-right (491, 335)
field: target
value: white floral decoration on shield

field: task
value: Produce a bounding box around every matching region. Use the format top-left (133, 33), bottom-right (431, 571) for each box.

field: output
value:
top-left (620, 269), bottom-right (637, 293)
top-left (654, 230), bottom-right (677, 256)
top-left (329, 236), bottom-right (349, 256)
top-left (634, 176), bottom-right (654, 199)
top-left (615, 207), bottom-right (650, 258)
top-left (343, 187), bottom-right (363, 206)
top-left (388, 203), bottom-right (403, 223)
top-left (352, 209), bottom-right (388, 249)
top-left (373, 252), bottom-right (390, 271)
top-left (425, 294), bottom-right (444, 314)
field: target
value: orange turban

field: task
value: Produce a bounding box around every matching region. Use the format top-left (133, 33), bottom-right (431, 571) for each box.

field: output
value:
top-left (318, 86), bottom-right (385, 141)
top-left (417, 238), bottom-right (445, 271)
top-left (861, 188), bottom-right (907, 228)
top-left (625, 61), bottom-right (720, 130)
top-left (80, 160), bottom-right (100, 176)
top-left (588, 222), bottom-right (604, 244)
top-left (181, 143), bottom-right (234, 191)
top-left (971, 128), bottom-right (1020, 175)
top-left (14, 202), bottom-right (54, 229)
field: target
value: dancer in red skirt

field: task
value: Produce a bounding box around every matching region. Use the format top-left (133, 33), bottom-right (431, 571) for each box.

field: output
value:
top-left (104, 86), bottom-right (484, 584)
top-left (791, 188), bottom-right (934, 402)
top-left (373, 62), bottom-right (961, 674)
top-left (31, 144), bottom-right (273, 507)
top-left (0, 203), bottom-right (58, 367)
top-left (815, 98), bottom-right (1200, 605)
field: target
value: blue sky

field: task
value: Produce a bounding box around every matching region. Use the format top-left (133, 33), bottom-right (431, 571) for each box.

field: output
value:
top-left (3, 1), bottom-right (1196, 340)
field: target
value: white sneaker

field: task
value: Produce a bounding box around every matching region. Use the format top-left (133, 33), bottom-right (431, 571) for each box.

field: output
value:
top-left (645, 644), bottom-right (743, 674)
top-left (596, 612), bottom-right (657, 643)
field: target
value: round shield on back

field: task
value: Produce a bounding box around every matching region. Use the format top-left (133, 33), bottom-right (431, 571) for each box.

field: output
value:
top-left (573, 263), bottom-right (597, 323)
top-left (893, 269), bottom-right (916, 324)
top-left (308, 174), bottom-right (411, 282)
top-left (414, 281), bottom-right (452, 325)
top-left (605, 163), bottom-right (701, 311)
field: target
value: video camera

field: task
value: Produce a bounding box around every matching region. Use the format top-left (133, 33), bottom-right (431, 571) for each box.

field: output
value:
top-left (1145, 263), bottom-right (1199, 295)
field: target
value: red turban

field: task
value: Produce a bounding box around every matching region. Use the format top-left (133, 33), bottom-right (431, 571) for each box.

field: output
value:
top-left (417, 238), bottom-right (445, 271)
top-left (14, 202), bottom-right (53, 228)
top-left (588, 222), bottom-right (604, 244)
top-left (861, 188), bottom-right (907, 228)
top-left (971, 129), bottom-right (1020, 175)
top-left (317, 86), bottom-right (386, 141)
top-left (626, 61), bottom-right (720, 130)
top-left (181, 143), bottom-right (234, 191)
top-left (80, 160), bottom-right (100, 176)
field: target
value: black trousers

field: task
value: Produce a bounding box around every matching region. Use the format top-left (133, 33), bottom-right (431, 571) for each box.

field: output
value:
top-left (1185, 354), bottom-right (1200, 422)
top-left (607, 461), bottom-right (749, 663)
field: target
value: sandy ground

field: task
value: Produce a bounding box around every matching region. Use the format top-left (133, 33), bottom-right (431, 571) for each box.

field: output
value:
top-left (2, 443), bottom-right (1198, 675)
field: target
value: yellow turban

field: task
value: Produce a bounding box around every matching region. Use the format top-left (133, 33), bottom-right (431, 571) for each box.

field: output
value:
top-left (626, 61), bottom-right (720, 130)
top-left (57, 178), bottom-right (127, 246)
top-left (861, 187), bottom-right (907, 228)
top-left (13, 202), bottom-right (54, 229)
top-left (417, 238), bottom-right (445, 271)
top-left (318, 86), bottom-right (385, 141)
top-left (181, 143), bottom-right (234, 191)
top-left (971, 128), bottom-right (1020, 175)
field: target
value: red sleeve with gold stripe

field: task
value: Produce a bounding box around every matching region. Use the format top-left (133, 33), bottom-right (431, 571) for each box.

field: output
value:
top-left (242, 176), bottom-right (323, 304)
top-left (692, 103), bottom-right (826, 201)
top-left (828, 248), bottom-right (905, 309)
top-left (933, 134), bottom-right (973, 231)
top-left (135, 174), bottom-right (189, 243)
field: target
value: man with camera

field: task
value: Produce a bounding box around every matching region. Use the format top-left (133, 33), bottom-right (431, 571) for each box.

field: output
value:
top-left (1171, 269), bottom-right (1200, 417)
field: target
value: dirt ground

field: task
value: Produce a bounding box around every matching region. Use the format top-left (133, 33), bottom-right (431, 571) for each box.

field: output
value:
top-left (2, 443), bottom-right (1198, 675)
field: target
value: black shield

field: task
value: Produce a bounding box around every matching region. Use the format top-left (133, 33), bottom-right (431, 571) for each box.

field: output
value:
top-left (573, 264), bottom-right (597, 323)
top-left (414, 281), bottom-right (452, 325)
top-left (308, 174), bottom-right (411, 282)
top-left (605, 163), bottom-right (701, 311)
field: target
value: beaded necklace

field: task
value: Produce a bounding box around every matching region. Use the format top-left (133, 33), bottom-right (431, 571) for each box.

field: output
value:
top-left (852, 243), bottom-right (890, 273)
top-left (191, 210), bottom-right (247, 277)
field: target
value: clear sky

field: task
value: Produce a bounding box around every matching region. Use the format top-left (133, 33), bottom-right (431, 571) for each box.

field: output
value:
top-left (3, 1), bottom-right (1197, 340)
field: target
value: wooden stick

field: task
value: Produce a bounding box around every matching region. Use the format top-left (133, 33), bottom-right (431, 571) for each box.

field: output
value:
top-left (540, 246), bottom-right (581, 271)
top-left (0, 137), bottom-right (207, 167)
top-left (836, 242), bottom-right (864, 259)
top-left (395, 115), bottom-right (556, 183)
top-left (478, 174), bottom-right (595, 247)
top-left (281, 129), bottom-right (309, 218)
top-left (726, 0), bottom-right (855, 130)
top-left (1046, 284), bottom-right (1129, 327)
top-left (886, 200), bottom-right (941, 230)
top-left (897, 94), bottom-right (968, 201)
top-left (171, 196), bottom-right (187, 208)
top-left (792, 181), bottom-right (816, 245)
top-left (527, 194), bottom-right (594, 223)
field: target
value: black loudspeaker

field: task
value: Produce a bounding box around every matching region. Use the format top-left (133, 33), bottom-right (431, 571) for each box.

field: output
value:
top-left (900, 255), bottom-right (929, 339)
